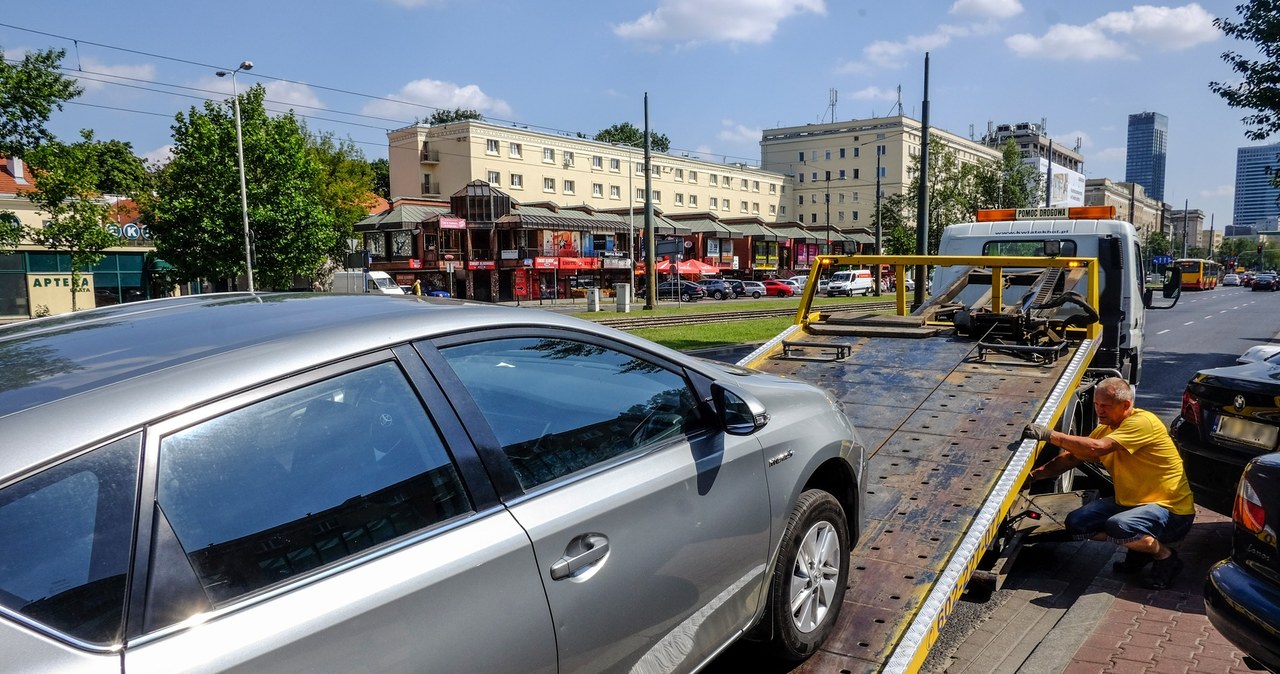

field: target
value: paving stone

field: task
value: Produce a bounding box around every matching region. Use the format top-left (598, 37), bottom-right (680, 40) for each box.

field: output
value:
top-left (1123, 631), bottom-right (1167, 649)
top-left (1073, 644), bottom-right (1123, 665)
top-left (1189, 656), bottom-right (1239, 673)
top-left (1064, 661), bottom-right (1112, 674)
top-left (1147, 658), bottom-right (1192, 674)
top-left (1109, 657), bottom-right (1154, 674)
top-left (1114, 643), bottom-right (1158, 664)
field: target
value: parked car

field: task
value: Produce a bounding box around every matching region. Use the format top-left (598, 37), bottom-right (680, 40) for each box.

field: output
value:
top-left (636, 279), bottom-right (705, 302)
top-left (1171, 351), bottom-right (1280, 514)
top-left (697, 278), bottom-right (735, 300)
top-left (724, 279), bottom-right (747, 298)
top-left (826, 269), bottom-right (875, 297)
top-left (817, 278), bottom-right (830, 294)
top-left (1252, 273), bottom-right (1278, 291)
top-left (1204, 452), bottom-right (1280, 673)
top-left (1242, 273), bottom-right (1256, 287)
top-left (761, 279), bottom-right (796, 297)
top-left (1222, 273), bottom-right (1241, 286)
top-left (0, 293), bottom-right (865, 672)
top-left (1239, 344), bottom-right (1280, 364)
top-left (740, 280), bottom-right (767, 298)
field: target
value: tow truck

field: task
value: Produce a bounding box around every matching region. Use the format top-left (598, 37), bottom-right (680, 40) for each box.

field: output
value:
top-left (739, 205), bottom-right (1180, 673)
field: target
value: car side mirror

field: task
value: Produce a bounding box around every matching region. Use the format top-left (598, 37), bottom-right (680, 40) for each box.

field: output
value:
top-left (1143, 267), bottom-right (1181, 309)
top-left (712, 384), bottom-right (769, 435)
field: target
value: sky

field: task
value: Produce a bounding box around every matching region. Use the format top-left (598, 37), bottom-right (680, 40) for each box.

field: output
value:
top-left (0, 1), bottom-right (1262, 230)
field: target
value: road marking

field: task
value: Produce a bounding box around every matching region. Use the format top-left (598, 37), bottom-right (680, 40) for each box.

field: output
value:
top-left (1205, 316), bottom-right (1213, 320)
top-left (1184, 321), bottom-right (1195, 326)
top-left (1157, 329), bottom-right (1171, 335)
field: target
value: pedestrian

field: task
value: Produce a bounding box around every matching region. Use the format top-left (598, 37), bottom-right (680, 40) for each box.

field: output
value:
top-left (1022, 377), bottom-right (1194, 589)
top-left (411, 279), bottom-right (422, 296)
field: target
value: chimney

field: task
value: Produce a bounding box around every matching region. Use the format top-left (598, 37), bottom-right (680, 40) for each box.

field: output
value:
top-left (7, 157), bottom-right (27, 185)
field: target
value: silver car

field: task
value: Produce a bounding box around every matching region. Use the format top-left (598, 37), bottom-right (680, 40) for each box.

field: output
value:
top-left (0, 293), bottom-right (864, 673)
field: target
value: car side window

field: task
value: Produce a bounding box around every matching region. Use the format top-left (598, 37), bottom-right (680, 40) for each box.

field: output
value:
top-left (440, 336), bottom-right (705, 489)
top-left (0, 435), bottom-right (140, 645)
top-left (155, 362), bottom-right (471, 607)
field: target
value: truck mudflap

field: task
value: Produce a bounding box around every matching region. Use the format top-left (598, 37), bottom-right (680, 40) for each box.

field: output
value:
top-left (743, 330), bottom-right (1095, 673)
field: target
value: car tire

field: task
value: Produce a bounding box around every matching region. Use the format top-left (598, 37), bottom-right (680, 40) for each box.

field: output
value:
top-left (766, 489), bottom-right (850, 661)
top-left (752, 291), bottom-right (762, 299)
top-left (714, 290), bottom-right (726, 300)
top-left (681, 293), bottom-right (692, 302)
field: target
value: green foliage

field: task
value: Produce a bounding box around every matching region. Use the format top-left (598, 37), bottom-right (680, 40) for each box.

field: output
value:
top-left (972, 139), bottom-right (1042, 209)
top-left (24, 135), bottom-right (123, 310)
top-left (424, 108), bottom-right (483, 125)
top-left (0, 47), bottom-right (82, 157)
top-left (1143, 230), bottom-right (1174, 257)
top-left (1210, 1), bottom-right (1280, 141)
top-left (594, 122), bottom-right (671, 153)
top-left (310, 133), bottom-right (375, 260)
top-left (0, 211), bottom-right (21, 253)
top-left (369, 158), bottom-right (390, 199)
top-left (870, 193), bottom-right (917, 254)
top-left (144, 85), bottom-right (335, 290)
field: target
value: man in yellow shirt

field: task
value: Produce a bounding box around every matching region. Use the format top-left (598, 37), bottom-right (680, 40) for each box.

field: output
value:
top-left (1023, 377), bottom-right (1195, 590)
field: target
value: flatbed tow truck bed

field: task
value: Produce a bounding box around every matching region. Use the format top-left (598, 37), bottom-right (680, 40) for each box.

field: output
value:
top-left (739, 256), bottom-right (1101, 673)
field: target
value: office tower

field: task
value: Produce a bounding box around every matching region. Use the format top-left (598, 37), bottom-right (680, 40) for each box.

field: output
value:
top-left (1125, 112), bottom-right (1168, 202)
top-left (1234, 143), bottom-right (1280, 229)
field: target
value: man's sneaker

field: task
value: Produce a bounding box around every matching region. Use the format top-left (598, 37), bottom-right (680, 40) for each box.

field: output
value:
top-left (1145, 549), bottom-right (1183, 590)
top-left (1113, 549), bottom-right (1155, 574)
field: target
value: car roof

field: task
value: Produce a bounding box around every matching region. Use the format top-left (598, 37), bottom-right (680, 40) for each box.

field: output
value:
top-left (0, 292), bottom-right (669, 478)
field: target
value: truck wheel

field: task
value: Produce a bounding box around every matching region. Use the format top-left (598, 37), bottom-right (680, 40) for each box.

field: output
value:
top-left (767, 490), bottom-right (850, 661)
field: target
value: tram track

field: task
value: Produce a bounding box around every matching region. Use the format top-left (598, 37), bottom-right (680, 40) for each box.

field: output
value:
top-left (594, 300), bottom-right (897, 330)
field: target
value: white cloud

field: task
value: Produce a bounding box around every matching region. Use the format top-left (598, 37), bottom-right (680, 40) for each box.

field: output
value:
top-left (360, 79), bottom-right (513, 121)
top-left (1093, 3), bottom-right (1219, 49)
top-left (614, 0), bottom-right (825, 45)
top-left (1006, 3), bottom-right (1218, 61)
top-left (1200, 184), bottom-right (1233, 199)
top-left (850, 86), bottom-right (899, 101)
top-left (950, 0), bottom-right (1022, 19)
top-left (263, 81), bottom-right (324, 110)
top-left (1094, 147), bottom-right (1126, 162)
top-left (838, 23), bottom-right (975, 74)
top-left (141, 144), bottom-right (174, 167)
top-left (1006, 24), bottom-right (1132, 60)
top-left (72, 57), bottom-right (156, 93)
top-left (717, 119), bottom-right (761, 144)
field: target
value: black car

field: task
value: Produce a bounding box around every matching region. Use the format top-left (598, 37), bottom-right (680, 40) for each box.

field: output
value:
top-left (1252, 273), bottom-right (1278, 291)
top-left (636, 280), bottom-right (705, 302)
top-left (724, 279), bottom-right (747, 298)
top-left (1171, 353), bottom-right (1280, 514)
top-left (1204, 452), bottom-right (1280, 673)
top-left (696, 278), bottom-right (735, 300)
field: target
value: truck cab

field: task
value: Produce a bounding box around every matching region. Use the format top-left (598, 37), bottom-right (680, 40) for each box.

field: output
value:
top-left (331, 271), bottom-right (405, 295)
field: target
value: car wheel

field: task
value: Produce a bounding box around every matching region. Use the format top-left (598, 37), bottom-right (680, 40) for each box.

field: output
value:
top-left (681, 293), bottom-right (692, 302)
top-left (714, 290), bottom-right (726, 300)
top-left (752, 291), bottom-right (762, 299)
top-left (767, 490), bottom-right (850, 661)
top-left (862, 287), bottom-right (871, 296)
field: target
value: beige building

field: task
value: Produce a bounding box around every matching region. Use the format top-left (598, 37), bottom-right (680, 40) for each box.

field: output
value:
top-left (1084, 178), bottom-right (1162, 238)
top-left (388, 120), bottom-right (789, 221)
top-left (1168, 209), bottom-right (1209, 251)
top-left (759, 115), bottom-right (1002, 239)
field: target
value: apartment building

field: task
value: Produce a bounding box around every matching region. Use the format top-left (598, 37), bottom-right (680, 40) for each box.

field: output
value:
top-left (758, 115), bottom-right (1001, 243)
top-left (980, 121), bottom-right (1086, 207)
top-left (1084, 178), bottom-right (1162, 239)
top-left (388, 120), bottom-right (788, 221)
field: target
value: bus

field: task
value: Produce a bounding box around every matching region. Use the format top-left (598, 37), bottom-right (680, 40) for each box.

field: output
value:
top-left (1174, 258), bottom-right (1220, 290)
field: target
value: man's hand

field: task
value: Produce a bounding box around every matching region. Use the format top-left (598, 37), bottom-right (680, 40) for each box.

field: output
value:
top-left (1022, 423), bottom-right (1052, 441)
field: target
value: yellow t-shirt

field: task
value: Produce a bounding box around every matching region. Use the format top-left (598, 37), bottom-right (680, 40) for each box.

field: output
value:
top-left (1089, 408), bottom-right (1195, 515)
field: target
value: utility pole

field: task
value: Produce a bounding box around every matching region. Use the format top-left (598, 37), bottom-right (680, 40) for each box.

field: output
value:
top-left (643, 93), bottom-right (656, 310)
top-left (874, 148), bottom-right (883, 297)
top-left (913, 53), bottom-right (930, 309)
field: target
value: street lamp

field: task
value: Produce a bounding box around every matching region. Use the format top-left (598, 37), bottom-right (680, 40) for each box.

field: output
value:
top-left (216, 60), bottom-right (255, 293)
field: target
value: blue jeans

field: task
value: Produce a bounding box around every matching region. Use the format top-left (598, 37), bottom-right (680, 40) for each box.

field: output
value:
top-left (1065, 497), bottom-right (1194, 545)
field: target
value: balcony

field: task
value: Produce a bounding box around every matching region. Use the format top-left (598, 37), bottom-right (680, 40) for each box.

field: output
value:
top-left (420, 149), bottom-right (440, 163)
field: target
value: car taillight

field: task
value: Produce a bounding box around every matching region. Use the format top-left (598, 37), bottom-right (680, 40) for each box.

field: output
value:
top-left (1233, 476), bottom-right (1266, 534)
top-left (1181, 388), bottom-right (1201, 423)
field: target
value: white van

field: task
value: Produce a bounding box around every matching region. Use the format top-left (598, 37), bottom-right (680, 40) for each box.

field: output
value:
top-left (826, 269), bottom-right (875, 296)
top-left (331, 271), bottom-right (404, 295)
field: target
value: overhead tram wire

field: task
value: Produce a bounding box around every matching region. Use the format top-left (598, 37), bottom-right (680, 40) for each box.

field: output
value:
top-left (1, 22), bottom-right (766, 168)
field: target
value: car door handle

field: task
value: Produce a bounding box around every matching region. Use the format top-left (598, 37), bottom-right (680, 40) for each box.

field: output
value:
top-left (550, 533), bottom-right (609, 580)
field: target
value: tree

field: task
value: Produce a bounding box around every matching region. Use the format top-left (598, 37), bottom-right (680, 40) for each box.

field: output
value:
top-left (0, 47), bottom-right (82, 158)
top-left (144, 85), bottom-right (335, 291)
top-left (369, 158), bottom-right (390, 199)
top-left (973, 139), bottom-right (1042, 209)
top-left (310, 133), bottom-right (376, 260)
top-left (594, 122), bottom-right (671, 153)
top-left (1210, 1), bottom-right (1280, 141)
top-left (23, 131), bottom-right (145, 311)
top-left (424, 108), bottom-right (483, 125)
top-left (0, 47), bottom-right (82, 252)
top-left (871, 192), bottom-right (915, 254)
top-left (902, 137), bottom-right (981, 253)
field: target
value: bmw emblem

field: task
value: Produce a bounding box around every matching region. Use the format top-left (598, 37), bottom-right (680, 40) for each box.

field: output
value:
top-left (1234, 394), bottom-right (1246, 411)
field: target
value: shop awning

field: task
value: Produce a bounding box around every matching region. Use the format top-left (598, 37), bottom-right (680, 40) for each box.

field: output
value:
top-left (724, 221), bottom-right (786, 241)
top-left (496, 205), bottom-right (628, 232)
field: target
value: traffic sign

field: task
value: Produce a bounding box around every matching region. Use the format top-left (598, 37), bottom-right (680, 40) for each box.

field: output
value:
top-left (1152, 255), bottom-right (1172, 266)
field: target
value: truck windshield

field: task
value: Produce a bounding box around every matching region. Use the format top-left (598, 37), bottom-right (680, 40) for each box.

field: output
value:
top-left (372, 277), bottom-right (399, 291)
top-left (982, 240), bottom-right (1078, 257)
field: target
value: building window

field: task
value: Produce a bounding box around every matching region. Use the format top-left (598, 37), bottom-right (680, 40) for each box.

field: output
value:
top-left (563, 180), bottom-right (575, 194)
top-left (689, 194), bottom-right (697, 207)
top-left (780, 206), bottom-right (787, 216)
top-left (510, 173), bottom-right (523, 189)
top-left (688, 170), bottom-right (698, 183)
top-left (798, 152), bottom-right (805, 161)
top-left (769, 184), bottom-right (776, 194)
top-left (487, 171), bottom-right (501, 185)
top-left (711, 197), bottom-right (719, 209)
top-left (635, 162), bottom-right (645, 175)
top-left (592, 155), bottom-right (603, 170)
top-left (543, 147), bottom-right (555, 163)
top-left (811, 172), bottom-right (818, 182)
top-left (739, 201), bottom-right (748, 213)
top-left (610, 158), bottom-right (620, 172)
top-left (811, 213), bottom-right (818, 223)
top-left (509, 142), bottom-right (522, 158)
top-left (852, 211), bottom-right (859, 220)
top-left (721, 200), bottom-right (730, 212)
top-left (839, 148), bottom-right (846, 159)
top-left (824, 150), bottom-right (831, 161)
top-left (752, 202), bottom-right (759, 214)
top-left (839, 169), bottom-right (846, 179)
top-left (838, 212), bottom-right (846, 222)
top-left (838, 193), bottom-right (846, 204)
top-left (811, 194), bottom-right (818, 204)
top-left (752, 180), bottom-right (760, 192)
top-left (674, 168), bottom-right (684, 181)
top-left (653, 190), bottom-right (661, 203)
top-left (675, 193), bottom-right (684, 206)
top-left (592, 182), bottom-right (603, 197)
top-left (853, 169), bottom-right (860, 179)
top-left (486, 139), bottom-right (499, 155)
top-left (854, 147), bottom-right (860, 158)
top-left (879, 165), bottom-right (887, 178)
top-left (769, 204), bottom-right (776, 215)
top-left (610, 185), bottom-right (620, 199)
top-left (740, 179), bottom-right (748, 190)
top-left (710, 174), bottom-right (719, 187)
top-left (635, 188), bottom-right (644, 201)
top-left (797, 196), bottom-right (804, 205)
top-left (544, 178), bottom-right (555, 192)
top-left (563, 151), bottom-right (574, 167)
top-left (877, 144), bottom-right (886, 156)
top-left (651, 165), bottom-right (660, 177)
top-left (852, 192), bottom-right (859, 202)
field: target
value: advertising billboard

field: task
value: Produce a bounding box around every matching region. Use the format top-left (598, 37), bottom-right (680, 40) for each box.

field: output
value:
top-left (1033, 158), bottom-right (1085, 207)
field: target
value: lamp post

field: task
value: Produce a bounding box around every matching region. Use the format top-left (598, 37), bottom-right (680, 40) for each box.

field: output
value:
top-left (216, 60), bottom-right (255, 293)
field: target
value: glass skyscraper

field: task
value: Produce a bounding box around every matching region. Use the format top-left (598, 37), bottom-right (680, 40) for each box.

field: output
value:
top-left (1125, 112), bottom-right (1168, 202)
top-left (1233, 143), bottom-right (1280, 229)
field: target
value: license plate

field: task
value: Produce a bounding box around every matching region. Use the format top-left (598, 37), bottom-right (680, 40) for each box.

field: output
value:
top-left (1212, 415), bottom-right (1280, 449)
